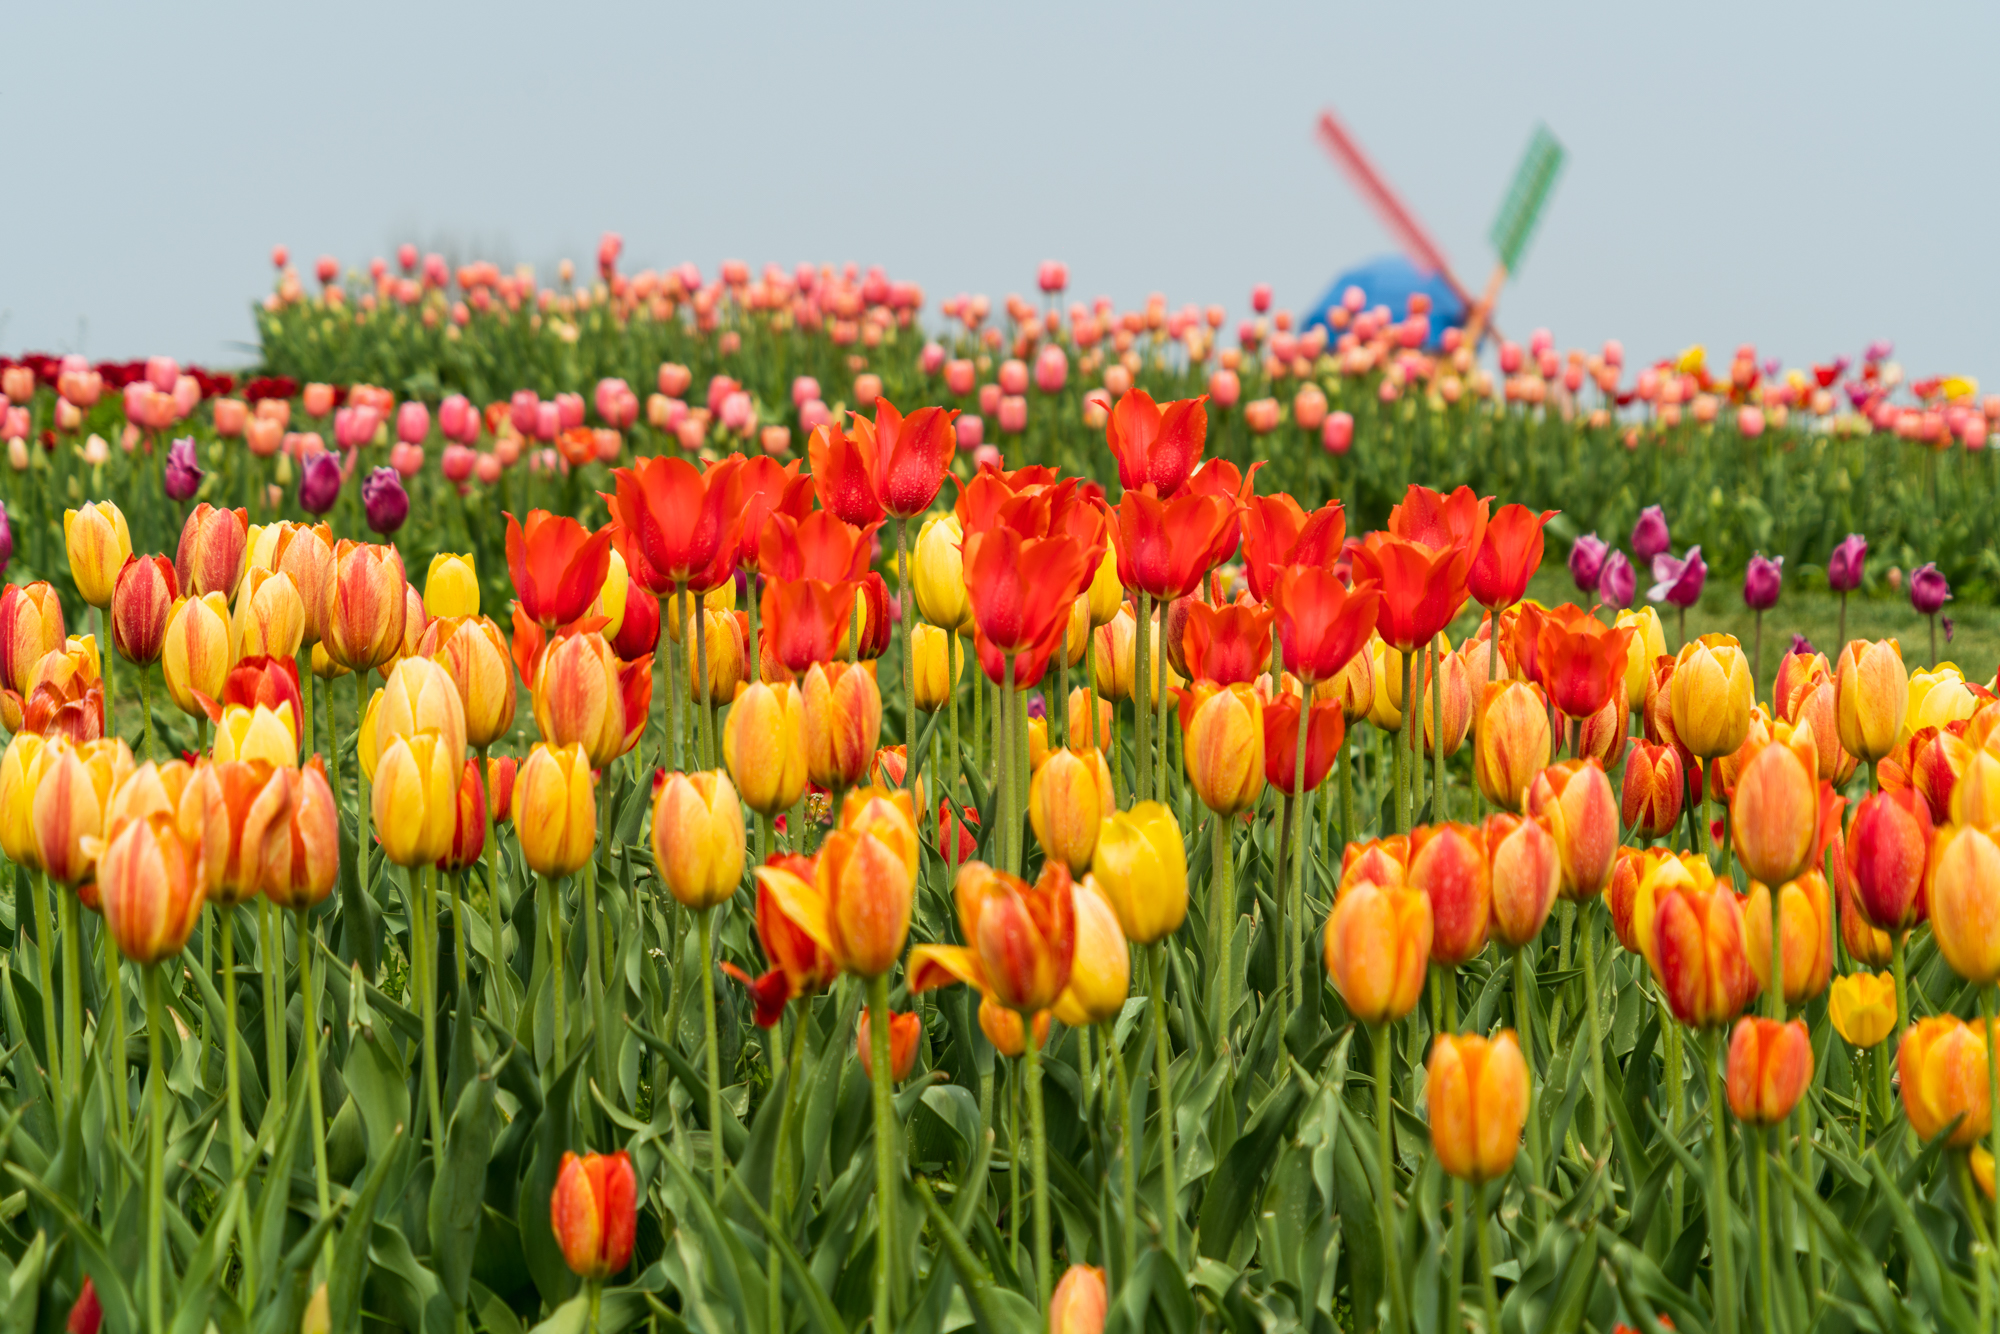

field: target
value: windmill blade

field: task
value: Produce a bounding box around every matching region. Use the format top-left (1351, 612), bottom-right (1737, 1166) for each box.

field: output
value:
top-left (1315, 109), bottom-right (1471, 305)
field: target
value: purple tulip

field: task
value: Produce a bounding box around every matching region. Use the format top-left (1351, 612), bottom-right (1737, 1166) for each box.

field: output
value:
top-left (1027, 693), bottom-right (1047, 720)
top-left (163, 435), bottom-right (203, 502)
top-left (1596, 550), bottom-right (1635, 609)
top-left (0, 501), bottom-right (14, 575)
top-left (1790, 633), bottom-right (1816, 658)
top-left (1631, 506), bottom-right (1671, 563)
top-left (1826, 534), bottom-right (1868, 592)
top-left (362, 465), bottom-right (409, 535)
top-left (1568, 533), bottom-right (1607, 593)
top-left (1648, 546), bottom-right (1707, 609)
top-left (299, 453), bottom-right (343, 515)
top-left (1944, 617), bottom-right (1955, 644)
top-left (1743, 554), bottom-right (1783, 611)
top-left (1910, 562), bottom-right (1952, 616)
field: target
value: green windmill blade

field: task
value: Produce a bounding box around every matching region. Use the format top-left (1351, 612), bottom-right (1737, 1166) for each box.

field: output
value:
top-left (1488, 124), bottom-right (1566, 274)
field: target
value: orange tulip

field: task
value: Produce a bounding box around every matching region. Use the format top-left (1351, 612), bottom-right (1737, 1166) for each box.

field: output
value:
top-left (262, 757), bottom-right (340, 909)
top-left (1473, 680), bottom-right (1551, 812)
top-left (1835, 638), bottom-right (1908, 763)
top-left (1725, 1017), bottom-right (1813, 1126)
top-left (1049, 1264), bottom-right (1109, 1334)
top-left (1899, 1016), bottom-right (1991, 1147)
top-left (111, 555), bottom-right (177, 667)
top-left (505, 509), bottom-right (617, 629)
top-left (755, 789), bottom-right (918, 979)
top-left (651, 770), bottom-right (746, 911)
top-left (809, 398), bottom-right (958, 521)
top-left (1427, 1030), bottom-right (1530, 1183)
top-left (418, 615), bottom-right (516, 748)
top-left (1485, 812), bottom-right (1560, 948)
top-left (801, 660), bottom-right (882, 790)
top-left (96, 807), bottom-right (206, 965)
top-left (192, 758), bottom-right (295, 906)
top-left (854, 1009), bottom-right (922, 1082)
top-left (1609, 848), bottom-right (1713, 964)
top-left (1418, 645), bottom-right (1474, 759)
top-left (1109, 489), bottom-right (1240, 603)
top-left (1930, 823), bottom-right (2000, 985)
top-left (1266, 566), bottom-right (1379, 687)
top-left (1408, 822), bottom-right (1490, 966)
top-left (979, 995), bottom-right (1052, 1058)
top-left (1742, 872), bottom-right (1834, 1004)
top-left (0, 582), bottom-right (65, 696)
top-left (719, 857), bottom-right (840, 1026)
top-left (1621, 741), bottom-right (1685, 839)
top-left (910, 860), bottom-right (1077, 1013)
top-left (231, 567), bottom-right (305, 660)
top-left (1030, 746), bottom-right (1114, 874)
top-left (1324, 880), bottom-right (1432, 1024)
top-left (319, 540), bottom-right (408, 674)
top-left (1261, 693), bottom-right (1342, 796)
top-left (1833, 852), bottom-right (1894, 968)
top-left (175, 503), bottom-right (249, 600)
top-left (1179, 679), bottom-right (1265, 815)
top-left (1651, 883), bottom-right (1758, 1028)
top-left (1730, 737), bottom-right (1820, 887)
top-left (1527, 760), bottom-right (1618, 900)
top-left (1537, 612), bottom-right (1635, 722)
top-left (1179, 600), bottom-right (1272, 686)
top-left (724, 681), bottom-right (809, 816)
top-left (1319, 638), bottom-right (1376, 723)
top-left (1103, 388), bottom-right (1207, 497)
top-left (249, 520), bottom-right (336, 645)
top-left (1347, 532), bottom-right (1469, 654)
top-left (549, 1150), bottom-right (637, 1280)
top-left (1241, 494), bottom-right (1345, 599)
top-left (1339, 835), bottom-right (1409, 895)
top-left (533, 630), bottom-right (650, 767)
top-left (1846, 788), bottom-right (1931, 932)
top-left (32, 737), bottom-right (132, 888)
top-left (1467, 504), bottom-right (1556, 610)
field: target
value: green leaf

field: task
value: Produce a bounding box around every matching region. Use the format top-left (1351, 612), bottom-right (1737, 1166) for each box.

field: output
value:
top-left (428, 1057), bottom-right (499, 1307)
top-left (1195, 1073), bottom-right (1306, 1260)
top-left (329, 1123), bottom-right (406, 1334)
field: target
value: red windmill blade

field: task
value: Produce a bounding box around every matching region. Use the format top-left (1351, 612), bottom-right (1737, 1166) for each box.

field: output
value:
top-left (1314, 109), bottom-right (1473, 308)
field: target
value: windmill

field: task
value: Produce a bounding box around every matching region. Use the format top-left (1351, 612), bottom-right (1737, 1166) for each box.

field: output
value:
top-left (1305, 108), bottom-right (1565, 349)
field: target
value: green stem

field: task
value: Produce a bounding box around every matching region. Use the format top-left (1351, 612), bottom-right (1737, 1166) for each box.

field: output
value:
top-left (1666, 1003), bottom-right (1685, 1233)
top-left (1477, 1181), bottom-right (1501, 1334)
top-left (585, 850), bottom-right (611, 1103)
top-left (896, 516), bottom-right (915, 769)
top-left (449, 870), bottom-right (470, 1000)
top-left (1514, 947), bottom-right (1547, 1231)
top-left (414, 869), bottom-right (442, 1164)
top-left (139, 668), bottom-right (155, 762)
top-left (694, 590), bottom-right (714, 768)
top-left (1983, 985), bottom-right (2000, 1284)
top-left (545, 873), bottom-right (567, 1071)
top-left (588, 1277), bottom-right (603, 1334)
top-left (353, 672), bottom-right (371, 904)
top-left (59, 887), bottom-right (82, 1116)
top-left (98, 605), bottom-right (114, 744)
top-left (1430, 638), bottom-right (1445, 823)
top-left (221, 909), bottom-right (243, 1171)
top-left (1581, 902), bottom-right (1610, 1196)
top-left (1893, 930), bottom-right (1910, 1039)
top-left (32, 871), bottom-right (60, 1111)
top-left (104, 931), bottom-right (127, 1146)
top-left (1707, 1028), bottom-right (1738, 1334)
top-left (1768, 875), bottom-right (1785, 1020)
top-left (298, 908), bottom-right (333, 1274)
top-left (261, 900), bottom-right (286, 1133)
top-left (868, 972), bottom-right (898, 1334)
top-left (297, 643), bottom-right (314, 759)
top-left (1025, 1009), bottom-right (1050, 1314)
top-left (769, 1007), bottom-right (808, 1334)
top-left (700, 906), bottom-right (724, 1201)
top-left (1398, 652), bottom-right (1414, 833)
top-left (1107, 1016), bottom-right (1138, 1278)
top-left (1001, 657), bottom-right (1017, 874)
top-left (1212, 811), bottom-right (1233, 1039)
top-left (1135, 592), bottom-right (1152, 802)
top-left (145, 964), bottom-right (167, 1334)
top-left (1374, 1022), bottom-right (1406, 1334)
top-left (1152, 943), bottom-right (1179, 1266)
top-left (1290, 694), bottom-right (1311, 1015)
top-left (671, 583), bottom-right (687, 774)
top-left (480, 745), bottom-right (509, 1027)
top-left (1755, 1125), bottom-right (1774, 1333)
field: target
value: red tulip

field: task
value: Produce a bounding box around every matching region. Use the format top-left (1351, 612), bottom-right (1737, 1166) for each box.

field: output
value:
top-left (717, 455), bottom-right (815, 573)
top-left (1180, 601), bottom-right (1274, 687)
top-left (1103, 388), bottom-right (1208, 497)
top-left (504, 510), bottom-right (615, 629)
top-left (1537, 612), bottom-right (1636, 721)
top-left (603, 455), bottom-right (735, 592)
top-left (1270, 566), bottom-right (1380, 684)
top-left (1262, 693), bottom-right (1343, 795)
top-left (1468, 504), bottom-right (1558, 609)
top-left (1387, 483), bottom-right (1490, 558)
top-left (1346, 532), bottom-right (1469, 653)
top-left (1241, 495), bottom-right (1347, 601)
top-left (760, 578), bottom-right (860, 673)
top-left (807, 399), bottom-right (959, 522)
top-left (1109, 489), bottom-right (1240, 602)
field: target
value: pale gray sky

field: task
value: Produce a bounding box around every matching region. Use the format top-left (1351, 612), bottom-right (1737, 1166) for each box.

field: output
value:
top-left (4, 1), bottom-right (1994, 384)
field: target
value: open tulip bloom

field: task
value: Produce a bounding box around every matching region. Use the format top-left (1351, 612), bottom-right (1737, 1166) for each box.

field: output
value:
top-left (3, 266), bottom-right (1998, 1334)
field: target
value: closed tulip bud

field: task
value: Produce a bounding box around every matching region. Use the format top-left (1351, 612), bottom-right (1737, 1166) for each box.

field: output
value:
top-left (685, 608), bottom-right (744, 706)
top-left (1527, 759), bottom-right (1618, 899)
top-left (1261, 693), bottom-right (1342, 796)
top-left (1907, 665), bottom-right (1979, 742)
top-left (370, 731), bottom-right (457, 867)
top-left (111, 554), bottom-right (177, 666)
top-left (1621, 741), bottom-right (1685, 838)
top-left (533, 630), bottom-right (649, 768)
top-left (1090, 802), bottom-right (1186, 944)
top-left (1084, 550), bottom-right (1122, 629)
top-left (1836, 639), bottom-right (1908, 763)
top-left (1726, 1017), bottom-right (1812, 1125)
top-left (913, 513), bottom-right (972, 632)
top-left (550, 1151), bottom-right (637, 1280)
top-left (1319, 640), bottom-right (1376, 724)
top-left (724, 681), bottom-right (808, 816)
top-left (1408, 822), bottom-right (1491, 965)
top-left (96, 811), bottom-right (206, 964)
top-left (1340, 835), bottom-right (1410, 894)
top-left (1930, 823), bottom-right (2000, 984)
top-left (1090, 606), bottom-right (1135, 702)
top-left (161, 593), bottom-right (234, 717)
top-left (1474, 680), bottom-right (1551, 811)
top-left (1485, 812), bottom-right (1560, 948)
top-left (1053, 879), bottom-right (1130, 1027)
top-left (651, 770), bottom-right (745, 910)
top-left (911, 624), bottom-right (963, 712)
top-left (1049, 1264), bottom-right (1109, 1334)
top-left (1651, 883), bottom-right (1758, 1027)
top-left (230, 567), bottom-right (305, 661)
top-left (64, 501), bottom-right (133, 608)
top-left (33, 737), bottom-right (132, 887)
top-left (1670, 634), bottom-right (1754, 759)
top-left (1847, 788), bottom-right (1931, 931)
top-left (0, 582), bottom-right (66, 696)
top-left (855, 1010), bottom-right (922, 1082)
top-left (1614, 607), bottom-right (1666, 707)
top-left (417, 616), bottom-right (515, 748)
top-left (1068, 686), bottom-right (1113, 754)
top-left (175, 503), bottom-right (249, 601)
top-left (1419, 647), bottom-right (1474, 758)
top-left (362, 655), bottom-right (468, 777)
top-left (211, 701), bottom-right (298, 768)
top-left (1607, 849), bottom-right (1709, 964)
top-left (424, 553), bottom-right (479, 619)
top-left (1030, 746), bottom-right (1114, 874)
top-left (320, 540), bottom-right (408, 674)
top-left (1326, 880), bottom-right (1432, 1024)
top-left (262, 757), bottom-right (340, 908)
top-left (979, 995), bottom-right (1052, 1057)
top-left (1827, 971), bottom-right (1897, 1048)
top-left (1899, 1016), bottom-right (1992, 1147)
top-left (762, 790), bottom-right (917, 978)
top-left (1180, 679), bottom-right (1264, 815)
top-left (247, 521), bottom-right (337, 645)
top-left (802, 660), bottom-right (882, 790)
top-left (0, 733), bottom-right (53, 868)
top-left (1366, 638), bottom-right (1403, 732)
top-left (1742, 872), bottom-right (1833, 1004)
top-left (510, 743), bottom-right (596, 876)
top-left (1730, 738), bottom-right (1819, 886)
top-left (910, 860), bottom-right (1077, 1012)
top-left (1428, 1031), bottom-right (1530, 1183)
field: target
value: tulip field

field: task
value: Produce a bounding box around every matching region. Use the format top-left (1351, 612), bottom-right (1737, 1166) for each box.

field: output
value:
top-left (1, 247), bottom-right (1999, 1334)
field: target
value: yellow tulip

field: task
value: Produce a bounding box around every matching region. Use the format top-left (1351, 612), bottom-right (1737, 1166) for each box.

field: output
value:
top-left (1827, 971), bottom-right (1896, 1048)
top-left (1052, 878), bottom-right (1130, 1027)
top-left (912, 512), bottom-right (971, 632)
top-left (232, 567), bottom-right (306, 660)
top-left (651, 770), bottom-right (746, 910)
top-left (161, 593), bottom-right (235, 717)
top-left (64, 501), bottom-right (133, 609)
top-left (1670, 633), bottom-right (1753, 759)
top-left (512, 742), bottom-right (596, 877)
top-left (210, 703), bottom-right (298, 768)
top-left (371, 732), bottom-right (460, 868)
top-left (424, 553), bottom-right (480, 619)
top-left (723, 680), bottom-right (808, 816)
top-left (1090, 802), bottom-right (1186, 944)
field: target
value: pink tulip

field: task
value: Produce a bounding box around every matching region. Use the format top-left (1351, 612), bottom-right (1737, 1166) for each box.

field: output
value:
top-left (956, 415), bottom-right (985, 451)
top-left (54, 401), bottom-right (81, 432)
top-left (555, 392), bottom-right (586, 432)
top-left (303, 383), bottom-right (335, 417)
top-left (510, 389), bottom-right (540, 436)
top-left (1034, 346), bottom-right (1068, 394)
top-left (246, 418), bottom-right (282, 458)
top-left (998, 359), bottom-right (1028, 396)
top-left (720, 391), bottom-right (755, 434)
top-left (390, 442), bottom-right (425, 477)
top-left (1251, 284), bottom-right (1272, 313)
top-left (978, 383), bottom-right (1001, 417)
top-left (438, 394), bottom-right (472, 443)
top-left (143, 388), bottom-right (179, 431)
top-left (597, 232), bottom-right (623, 278)
top-left (1294, 384), bottom-right (1329, 430)
top-left (1037, 260), bottom-right (1068, 294)
top-left (424, 254), bottom-right (448, 289)
top-left (1244, 398), bottom-right (1280, 434)
top-left (533, 402), bottom-right (560, 442)
top-left (398, 243), bottom-right (418, 273)
top-left (474, 452), bottom-right (502, 485)
top-left (799, 399), bottom-right (831, 433)
top-left (973, 444), bottom-right (1002, 471)
top-left (919, 341), bottom-right (947, 376)
top-left (4, 407), bottom-right (29, 441)
top-left (170, 375), bottom-right (199, 419)
top-left (315, 256), bottom-right (338, 285)
top-left (998, 396), bottom-right (1027, 435)
top-left (397, 400), bottom-right (431, 445)
top-left (854, 373), bottom-right (883, 406)
top-left (213, 398), bottom-right (248, 438)
top-left (675, 418), bottom-right (707, 451)
top-left (441, 443), bottom-right (477, 482)
top-left (945, 359), bottom-right (976, 396)
top-left (594, 428), bottom-right (623, 462)
top-left (760, 425), bottom-right (793, 456)
top-left (1738, 406), bottom-right (1765, 438)
top-left (145, 357), bottom-right (178, 393)
top-left (791, 375), bottom-right (821, 408)
top-left (1324, 410), bottom-right (1354, 454)
top-left (271, 244), bottom-right (289, 269)
top-left (493, 433), bottom-right (523, 466)
top-left (1208, 369), bottom-right (1241, 409)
